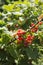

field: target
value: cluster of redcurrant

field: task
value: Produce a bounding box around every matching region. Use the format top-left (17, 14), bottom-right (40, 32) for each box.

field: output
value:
top-left (17, 29), bottom-right (26, 36)
top-left (24, 35), bottom-right (34, 46)
top-left (16, 29), bottom-right (25, 44)
top-left (30, 22), bottom-right (42, 32)
top-left (16, 29), bottom-right (34, 46)
top-left (13, 21), bottom-right (42, 46)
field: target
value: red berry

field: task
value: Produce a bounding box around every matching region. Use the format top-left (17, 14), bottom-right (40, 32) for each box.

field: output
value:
top-left (31, 36), bottom-right (34, 39)
top-left (17, 37), bottom-right (23, 44)
top-left (31, 23), bottom-right (35, 27)
top-left (38, 22), bottom-right (42, 25)
top-left (18, 37), bottom-right (23, 40)
top-left (31, 28), bottom-right (35, 32)
top-left (24, 41), bottom-right (28, 47)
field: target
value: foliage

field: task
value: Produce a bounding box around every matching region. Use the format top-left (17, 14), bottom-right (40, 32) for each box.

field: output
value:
top-left (0, 0), bottom-right (43, 65)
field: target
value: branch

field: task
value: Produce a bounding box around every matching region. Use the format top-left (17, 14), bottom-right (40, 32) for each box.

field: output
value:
top-left (7, 38), bottom-right (16, 45)
top-left (8, 21), bottom-right (40, 45)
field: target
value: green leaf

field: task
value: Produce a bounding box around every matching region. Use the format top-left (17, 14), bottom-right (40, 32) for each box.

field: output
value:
top-left (7, 45), bottom-right (18, 59)
top-left (1, 33), bottom-right (11, 45)
top-left (35, 0), bottom-right (39, 4)
top-left (25, 46), bottom-right (39, 63)
top-left (0, 49), bottom-right (14, 65)
top-left (0, 20), bottom-right (6, 27)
